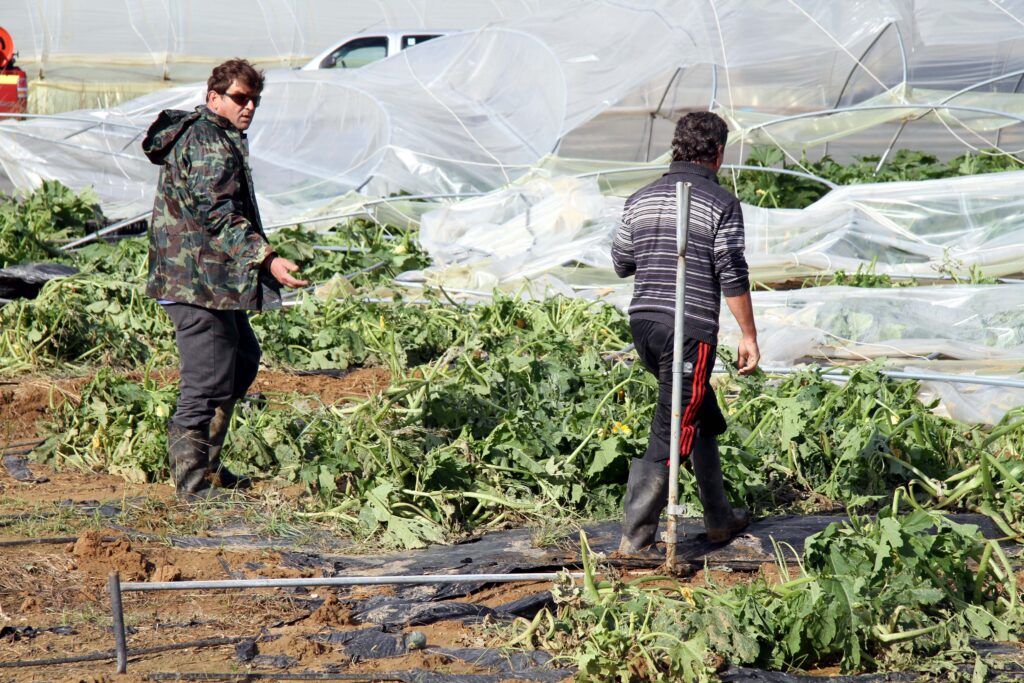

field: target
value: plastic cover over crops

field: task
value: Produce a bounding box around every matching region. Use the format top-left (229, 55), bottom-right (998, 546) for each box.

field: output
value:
top-left (417, 167), bottom-right (1024, 288)
top-left (0, 0), bottom-right (925, 221)
top-left (0, 1), bottom-right (712, 221)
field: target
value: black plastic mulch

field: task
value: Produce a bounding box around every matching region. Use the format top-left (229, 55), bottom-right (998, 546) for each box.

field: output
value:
top-left (9, 497), bottom-right (1024, 682)
top-left (0, 624), bottom-right (74, 641)
top-left (1, 454), bottom-right (46, 482)
top-left (0, 262), bottom-right (78, 301)
top-left (237, 628), bottom-right (572, 682)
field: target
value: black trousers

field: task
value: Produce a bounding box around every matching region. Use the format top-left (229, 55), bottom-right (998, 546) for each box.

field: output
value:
top-left (164, 303), bottom-right (261, 430)
top-left (631, 318), bottom-right (726, 464)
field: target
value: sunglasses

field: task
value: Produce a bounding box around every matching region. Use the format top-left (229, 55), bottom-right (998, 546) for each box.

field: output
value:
top-left (218, 90), bottom-right (261, 108)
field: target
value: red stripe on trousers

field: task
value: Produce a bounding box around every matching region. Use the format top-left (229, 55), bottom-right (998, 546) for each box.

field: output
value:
top-left (679, 341), bottom-right (709, 458)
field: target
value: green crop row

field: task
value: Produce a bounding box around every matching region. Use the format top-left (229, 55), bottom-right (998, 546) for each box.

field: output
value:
top-left (32, 298), bottom-right (1024, 550)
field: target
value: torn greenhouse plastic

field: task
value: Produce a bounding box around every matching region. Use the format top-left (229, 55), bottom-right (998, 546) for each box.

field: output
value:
top-left (6, 0), bottom-right (1024, 223)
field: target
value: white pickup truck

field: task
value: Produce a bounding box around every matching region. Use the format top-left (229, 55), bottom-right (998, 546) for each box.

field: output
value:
top-left (301, 30), bottom-right (456, 70)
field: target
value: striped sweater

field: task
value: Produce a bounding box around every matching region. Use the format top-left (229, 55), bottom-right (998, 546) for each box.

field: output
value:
top-left (611, 161), bottom-right (750, 346)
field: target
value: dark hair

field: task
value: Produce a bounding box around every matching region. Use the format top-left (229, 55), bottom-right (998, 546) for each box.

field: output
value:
top-left (208, 59), bottom-right (265, 95)
top-left (671, 112), bottom-right (729, 163)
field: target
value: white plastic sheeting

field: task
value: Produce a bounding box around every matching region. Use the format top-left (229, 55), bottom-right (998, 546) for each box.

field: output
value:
top-left (417, 166), bottom-right (1024, 293)
top-left (742, 170), bottom-right (1024, 280)
top-left (0, 0), bottom-right (723, 219)
top-left (418, 175), bottom-right (619, 291)
top-left (720, 85), bottom-right (1024, 152)
top-left (0, 28), bottom-right (569, 220)
top-left (915, 371), bottom-right (1024, 426)
top-left (7, 0), bottom-right (543, 81)
top-left (12, 0), bottom-right (1024, 220)
top-left (728, 286), bottom-right (1024, 425)
top-left (721, 285), bottom-right (1024, 366)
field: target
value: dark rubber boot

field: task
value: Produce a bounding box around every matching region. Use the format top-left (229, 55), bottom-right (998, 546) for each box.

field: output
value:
top-left (617, 458), bottom-right (670, 555)
top-left (206, 399), bottom-right (251, 489)
top-left (165, 420), bottom-right (176, 480)
top-left (168, 421), bottom-right (221, 502)
top-left (691, 433), bottom-right (749, 543)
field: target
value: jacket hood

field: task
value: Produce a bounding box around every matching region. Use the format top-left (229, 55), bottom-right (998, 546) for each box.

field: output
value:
top-left (142, 107), bottom-right (204, 165)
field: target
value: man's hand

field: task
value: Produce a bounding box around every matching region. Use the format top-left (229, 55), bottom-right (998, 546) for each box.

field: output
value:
top-left (736, 335), bottom-right (760, 375)
top-left (268, 256), bottom-right (309, 288)
top-left (725, 291), bottom-right (759, 375)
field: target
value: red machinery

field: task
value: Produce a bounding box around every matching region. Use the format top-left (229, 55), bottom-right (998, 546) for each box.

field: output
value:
top-left (0, 27), bottom-right (27, 114)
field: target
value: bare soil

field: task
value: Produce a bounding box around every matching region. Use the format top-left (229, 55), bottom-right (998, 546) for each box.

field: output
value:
top-left (0, 374), bottom-right (85, 444)
top-left (0, 367), bottom-right (391, 513)
top-left (0, 527), bottom-right (768, 681)
top-left (0, 367), bottom-right (769, 681)
top-left (0, 367), bottom-right (390, 446)
top-left (0, 529), bottom-right (576, 680)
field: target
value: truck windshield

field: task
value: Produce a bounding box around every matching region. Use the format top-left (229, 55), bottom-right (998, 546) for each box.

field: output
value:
top-left (321, 36), bottom-right (388, 69)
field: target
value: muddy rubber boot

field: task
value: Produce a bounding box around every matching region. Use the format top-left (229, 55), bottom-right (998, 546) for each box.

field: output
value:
top-left (206, 399), bottom-right (251, 490)
top-left (168, 421), bottom-right (223, 502)
top-left (617, 458), bottom-right (670, 556)
top-left (691, 433), bottom-right (749, 543)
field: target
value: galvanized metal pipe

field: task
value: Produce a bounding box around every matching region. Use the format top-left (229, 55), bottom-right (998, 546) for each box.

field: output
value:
top-left (109, 569), bottom-right (583, 673)
top-left (666, 181), bottom-right (691, 573)
top-left (611, 346), bottom-right (1023, 389)
top-left (108, 572), bottom-right (128, 674)
top-left (119, 572), bottom-right (583, 592)
top-left (0, 111), bottom-right (143, 129)
top-left (60, 212), bottom-right (150, 251)
top-left (0, 636), bottom-right (249, 670)
top-left (261, 191), bottom-right (486, 231)
top-left (149, 673), bottom-right (404, 681)
top-left (743, 103), bottom-right (1024, 137)
top-left (313, 245), bottom-right (371, 253)
top-left (574, 163), bottom-right (838, 189)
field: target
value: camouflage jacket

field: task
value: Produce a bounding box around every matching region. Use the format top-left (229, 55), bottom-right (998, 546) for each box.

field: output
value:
top-left (142, 106), bottom-right (280, 310)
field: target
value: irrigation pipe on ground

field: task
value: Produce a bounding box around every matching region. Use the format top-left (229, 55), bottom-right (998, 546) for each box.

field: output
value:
top-left (107, 570), bottom-right (585, 674)
top-left (0, 635), bottom-right (249, 669)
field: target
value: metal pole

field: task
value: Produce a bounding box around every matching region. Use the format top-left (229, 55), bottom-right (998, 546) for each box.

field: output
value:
top-left (827, 22), bottom-right (896, 159)
top-left (260, 191), bottom-right (486, 231)
top-left (118, 572), bottom-right (585, 592)
top-left (879, 369), bottom-right (1024, 388)
top-left (574, 163), bottom-right (837, 189)
top-left (60, 212), bottom-right (150, 251)
top-left (0, 112), bottom-right (143, 129)
top-left (109, 571), bottom-right (584, 672)
top-left (108, 572), bottom-right (128, 674)
top-left (874, 120), bottom-right (908, 174)
top-left (666, 181), bottom-right (691, 573)
top-left (996, 72), bottom-right (1024, 150)
top-left (742, 103), bottom-right (1024, 137)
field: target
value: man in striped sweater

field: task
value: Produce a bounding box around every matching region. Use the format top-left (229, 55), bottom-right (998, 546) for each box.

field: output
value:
top-left (612, 112), bottom-right (760, 554)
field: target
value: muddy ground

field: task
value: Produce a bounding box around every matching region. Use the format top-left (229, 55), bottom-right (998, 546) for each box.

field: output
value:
top-left (2, 369), bottom-right (579, 681)
top-left (0, 367), bottom-right (788, 682)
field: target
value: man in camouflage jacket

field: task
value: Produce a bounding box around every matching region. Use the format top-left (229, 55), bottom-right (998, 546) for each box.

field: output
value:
top-left (143, 59), bottom-right (307, 501)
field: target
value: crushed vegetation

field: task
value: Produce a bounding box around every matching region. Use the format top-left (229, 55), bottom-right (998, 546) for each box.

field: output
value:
top-left (2, 151), bottom-right (1024, 680)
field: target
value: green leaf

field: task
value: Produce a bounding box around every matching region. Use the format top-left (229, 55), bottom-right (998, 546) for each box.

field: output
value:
top-left (587, 438), bottom-right (623, 477)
